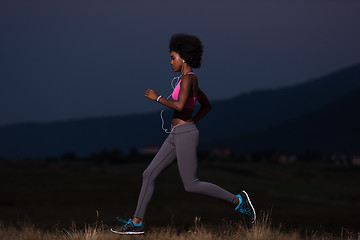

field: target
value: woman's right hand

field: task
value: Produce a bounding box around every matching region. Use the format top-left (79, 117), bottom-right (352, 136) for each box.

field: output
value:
top-left (145, 88), bottom-right (159, 101)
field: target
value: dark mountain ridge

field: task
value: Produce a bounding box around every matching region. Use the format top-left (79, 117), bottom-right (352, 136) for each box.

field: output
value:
top-left (1, 64), bottom-right (360, 159)
top-left (211, 86), bottom-right (360, 153)
top-left (199, 63), bottom-right (360, 142)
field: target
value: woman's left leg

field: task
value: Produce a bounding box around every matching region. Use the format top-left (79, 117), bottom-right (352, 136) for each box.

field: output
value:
top-left (174, 129), bottom-right (238, 205)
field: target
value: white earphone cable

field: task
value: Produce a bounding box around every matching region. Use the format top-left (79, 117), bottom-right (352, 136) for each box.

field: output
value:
top-left (160, 74), bottom-right (181, 133)
top-left (159, 61), bottom-right (185, 134)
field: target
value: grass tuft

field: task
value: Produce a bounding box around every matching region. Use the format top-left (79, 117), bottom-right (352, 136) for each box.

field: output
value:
top-left (0, 211), bottom-right (359, 240)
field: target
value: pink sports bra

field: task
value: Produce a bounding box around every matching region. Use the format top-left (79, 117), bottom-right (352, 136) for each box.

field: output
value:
top-left (172, 72), bottom-right (197, 110)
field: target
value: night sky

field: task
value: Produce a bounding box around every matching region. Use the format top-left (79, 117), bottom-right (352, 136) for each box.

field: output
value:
top-left (1, 0), bottom-right (360, 126)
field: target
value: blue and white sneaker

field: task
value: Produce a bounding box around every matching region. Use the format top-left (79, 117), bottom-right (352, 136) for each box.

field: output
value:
top-left (235, 190), bottom-right (256, 223)
top-left (110, 217), bottom-right (145, 235)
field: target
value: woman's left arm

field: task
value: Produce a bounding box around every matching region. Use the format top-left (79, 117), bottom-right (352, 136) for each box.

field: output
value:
top-left (145, 75), bottom-right (192, 111)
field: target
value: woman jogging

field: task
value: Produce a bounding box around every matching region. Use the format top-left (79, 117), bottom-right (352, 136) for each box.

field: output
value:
top-left (111, 33), bottom-right (256, 235)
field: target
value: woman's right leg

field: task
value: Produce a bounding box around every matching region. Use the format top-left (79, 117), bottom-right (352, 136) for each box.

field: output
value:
top-left (133, 133), bottom-right (176, 221)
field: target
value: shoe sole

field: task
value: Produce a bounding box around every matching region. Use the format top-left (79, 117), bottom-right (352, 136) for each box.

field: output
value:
top-left (242, 190), bottom-right (256, 223)
top-left (110, 229), bottom-right (144, 235)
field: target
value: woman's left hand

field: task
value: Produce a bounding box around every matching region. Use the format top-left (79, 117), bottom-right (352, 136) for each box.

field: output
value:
top-left (145, 88), bottom-right (159, 101)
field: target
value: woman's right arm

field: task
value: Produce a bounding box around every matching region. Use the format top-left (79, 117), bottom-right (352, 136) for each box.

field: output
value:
top-left (192, 88), bottom-right (212, 123)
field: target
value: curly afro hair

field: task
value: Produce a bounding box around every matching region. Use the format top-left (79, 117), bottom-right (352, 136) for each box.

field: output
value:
top-left (169, 33), bottom-right (204, 68)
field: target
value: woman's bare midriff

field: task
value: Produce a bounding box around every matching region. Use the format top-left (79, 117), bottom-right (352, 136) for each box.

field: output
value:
top-left (171, 108), bottom-right (194, 126)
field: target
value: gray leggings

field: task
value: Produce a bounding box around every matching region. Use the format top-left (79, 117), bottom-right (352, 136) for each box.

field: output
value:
top-left (133, 121), bottom-right (238, 220)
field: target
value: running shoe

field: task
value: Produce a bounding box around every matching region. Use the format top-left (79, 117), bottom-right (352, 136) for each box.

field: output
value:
top-left (110, 217), bottom-right (145, 235)
top-left (235, 190), bottom-right (256, 223)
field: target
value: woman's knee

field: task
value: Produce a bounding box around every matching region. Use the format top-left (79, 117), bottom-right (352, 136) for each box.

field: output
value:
top-left (184, 184), bottom-right (193, 193)
top-left (142, 168), bottom-right (152, 181)
top-left (183, 181), bottom-right (199, 193)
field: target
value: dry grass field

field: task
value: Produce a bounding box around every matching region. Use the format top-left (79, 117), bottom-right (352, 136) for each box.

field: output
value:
top-left (1, 212), bottom-right (359, 240)
top-left (0, 159), bottom-right (359, 239)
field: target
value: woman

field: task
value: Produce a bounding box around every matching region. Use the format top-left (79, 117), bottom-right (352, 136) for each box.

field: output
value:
top-left (111, 33), bottom-right (256, 235)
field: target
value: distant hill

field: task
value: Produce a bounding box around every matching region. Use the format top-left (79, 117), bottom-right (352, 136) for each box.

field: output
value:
top-left (1, 64), bottom-right (360, 159)
top-left (199, 63), bottom-right (360, 145)
top-left (0, 112), bottom-right (162, 159)
top-left (211, 87), bottom-right (360, 153)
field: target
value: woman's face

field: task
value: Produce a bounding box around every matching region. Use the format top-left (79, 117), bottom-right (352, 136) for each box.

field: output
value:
top-left (170, 51), bottom-right (183, 72)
